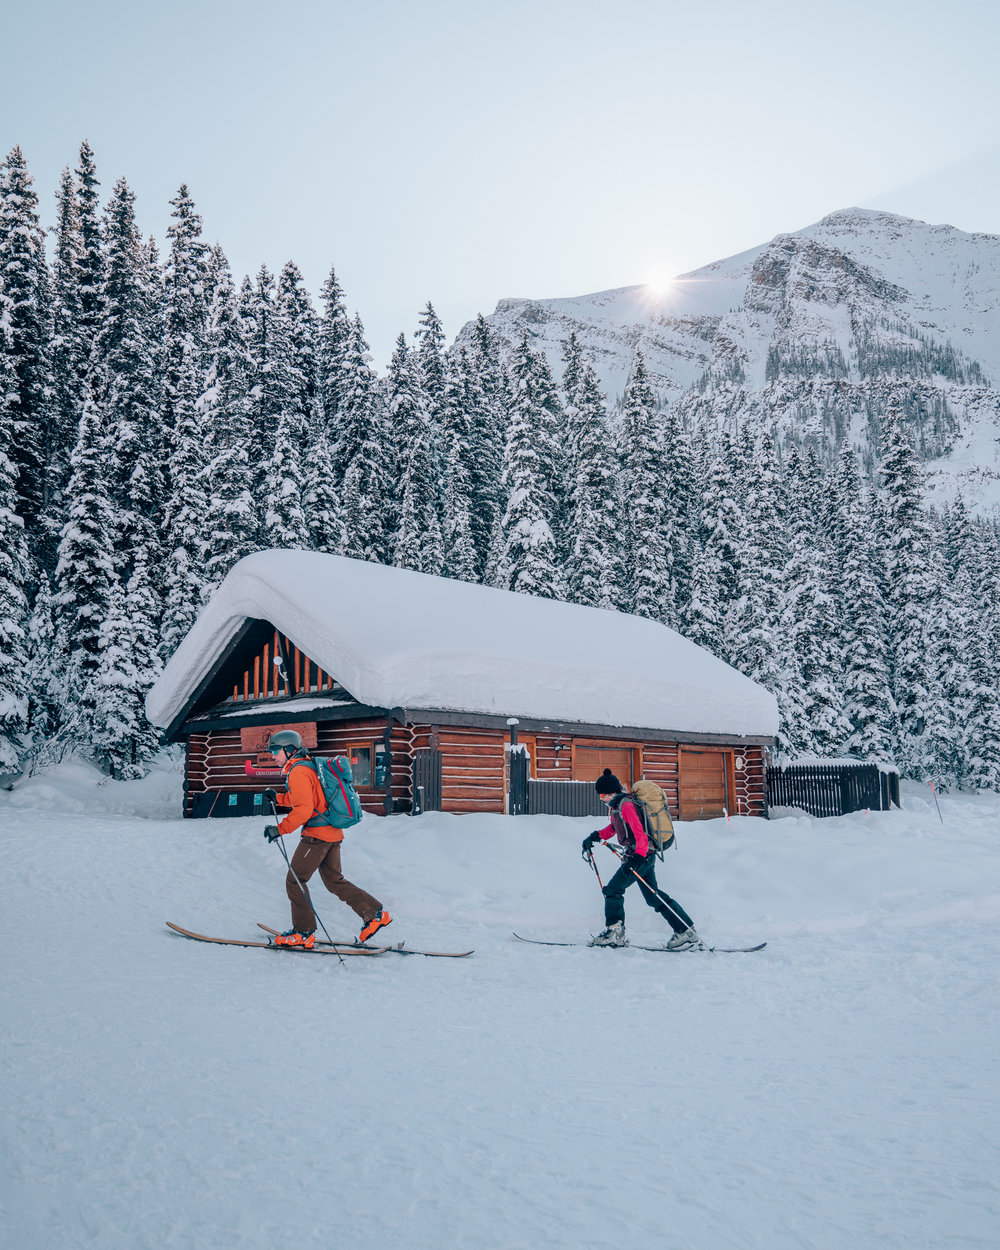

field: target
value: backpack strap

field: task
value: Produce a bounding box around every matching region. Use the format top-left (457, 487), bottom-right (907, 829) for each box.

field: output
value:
top-left (287, 758), bottom-right (334, 828)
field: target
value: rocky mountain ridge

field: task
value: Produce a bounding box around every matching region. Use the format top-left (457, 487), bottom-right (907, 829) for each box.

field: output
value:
top-left (459, 208), bottom-right (1000, 515)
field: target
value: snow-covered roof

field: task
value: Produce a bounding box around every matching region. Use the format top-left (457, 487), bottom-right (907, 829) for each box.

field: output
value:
top-left (145, 550), bottom-right (779, 739)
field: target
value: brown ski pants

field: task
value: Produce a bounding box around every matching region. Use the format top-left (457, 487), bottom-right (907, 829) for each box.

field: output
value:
top-left (286, 836), bottom-right (381, 934)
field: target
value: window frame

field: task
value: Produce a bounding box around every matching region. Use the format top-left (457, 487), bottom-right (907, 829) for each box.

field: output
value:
top-left (345, 740), bottom-right (387, 791)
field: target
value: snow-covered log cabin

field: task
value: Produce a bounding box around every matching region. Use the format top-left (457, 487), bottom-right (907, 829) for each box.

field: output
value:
top-left (145, 551), bottom-right (779, 821)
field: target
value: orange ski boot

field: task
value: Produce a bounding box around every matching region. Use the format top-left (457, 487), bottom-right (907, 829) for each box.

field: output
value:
top-left (358, 910), bottom-right (392, 944)
top-left (275, 929), bottom-right (316, 949)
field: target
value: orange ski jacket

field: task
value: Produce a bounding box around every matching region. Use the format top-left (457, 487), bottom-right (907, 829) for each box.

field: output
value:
top-left (275, 754), bottom-right (344, 843)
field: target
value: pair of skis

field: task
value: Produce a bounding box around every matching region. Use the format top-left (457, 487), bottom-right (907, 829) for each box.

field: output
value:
top-left (512, 932), bottom-right (766, 954)
top-left (165, 922), bottom-right (763, 957)
top-left (165, 921), bottom-right (473, 957)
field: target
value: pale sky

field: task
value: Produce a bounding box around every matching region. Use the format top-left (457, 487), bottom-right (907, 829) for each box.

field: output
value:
top-left (3, 0), bottom-right (999, 367)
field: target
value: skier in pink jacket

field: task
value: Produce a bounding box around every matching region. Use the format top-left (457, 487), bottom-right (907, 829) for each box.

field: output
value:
top-left (581, 769), bottom-right (700, 949)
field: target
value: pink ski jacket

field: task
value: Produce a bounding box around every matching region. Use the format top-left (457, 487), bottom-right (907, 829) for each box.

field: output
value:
top-left (597, 795), bottom-right (650, 857)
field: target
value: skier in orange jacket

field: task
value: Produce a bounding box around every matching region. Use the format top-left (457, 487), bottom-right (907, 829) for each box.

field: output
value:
top-left (262, 730), bottom-right (392, 947)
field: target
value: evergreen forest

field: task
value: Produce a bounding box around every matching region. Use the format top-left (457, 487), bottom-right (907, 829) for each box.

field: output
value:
top-left (2, 144), bottom-right (999, 789)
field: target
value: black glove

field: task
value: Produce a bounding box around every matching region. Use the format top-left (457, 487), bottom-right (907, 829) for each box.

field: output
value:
top-left (263, 825), bottom-right (281, 843)
top-left (263, 789), bottom-right (277, 808)
top-left (581, 832), bottom-right (600, 859)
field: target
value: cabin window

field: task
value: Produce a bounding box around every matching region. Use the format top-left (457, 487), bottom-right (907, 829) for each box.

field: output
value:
top-left (348, 745), bottom-right (372, 787)
top-left (346, 742), bottom-right (387, 790)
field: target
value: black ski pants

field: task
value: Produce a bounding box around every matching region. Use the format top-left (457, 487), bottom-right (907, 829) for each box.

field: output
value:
top-left (603, 852), bottom-right (694, 934)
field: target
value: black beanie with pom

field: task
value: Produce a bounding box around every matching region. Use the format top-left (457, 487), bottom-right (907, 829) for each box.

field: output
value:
top-left (594, 768), bottom-right (623, 796)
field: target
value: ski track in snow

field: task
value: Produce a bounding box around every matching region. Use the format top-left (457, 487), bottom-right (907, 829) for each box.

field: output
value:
top-left (2, 759), bottom-right (998, 1250)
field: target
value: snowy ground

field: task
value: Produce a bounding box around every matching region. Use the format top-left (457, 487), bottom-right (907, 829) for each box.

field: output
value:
top-left (2, 755), bottom-right (998, 1250)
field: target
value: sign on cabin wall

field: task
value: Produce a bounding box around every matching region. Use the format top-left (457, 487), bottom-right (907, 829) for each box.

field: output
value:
top-left (241, 722), bottom-right (318, 759)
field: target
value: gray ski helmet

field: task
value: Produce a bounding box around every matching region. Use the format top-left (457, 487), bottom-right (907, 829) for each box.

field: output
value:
top-left (268, 729), bottom-right (302, 755)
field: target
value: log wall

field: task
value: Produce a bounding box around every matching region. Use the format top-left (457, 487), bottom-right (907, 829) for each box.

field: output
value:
top-left (184, 718), bottom-right (414, 818)
top-left (733, 745), bottom-right (767, 817)
top-left (437, 726), bottom-right (506, 813)
top-left (184, 721), bottom-right (768, 819)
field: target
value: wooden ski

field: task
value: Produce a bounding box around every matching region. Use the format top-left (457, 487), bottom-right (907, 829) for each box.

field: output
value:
top-left (166, 922), bottom-right (389, 954)
top-left (257, 923), bottom-right (473, 957)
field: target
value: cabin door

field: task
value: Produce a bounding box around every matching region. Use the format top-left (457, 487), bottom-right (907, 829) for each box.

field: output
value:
top-left (678, 748), bottom-right (731, 820)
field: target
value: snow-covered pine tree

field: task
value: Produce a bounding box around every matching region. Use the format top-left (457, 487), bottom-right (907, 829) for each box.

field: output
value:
top-left (657, 400), bottom-right (696, 624)
top-left (258, 262), bottom-right (315, 550)
top-left (46, 167), bottom-right (83, 549)
top-left (565, 354), bottom-right (622, 609)
top-left (0, 146), bottom-right (52, 571)
top-left (92, 176), bottom-right (164, 565)
top-left (302, 427), bottom-right (350, 555)
top-left (263, 413), bottom-right (310, 550)
top-left (781, 448), bottom-right (852, 756)
top-left (276, 260), bottom-right (319, 430)
top-left (318, 266), bottom-right (351, 430)
top-left (0, 343), bottom-right (30, 769)
top-left (464, 315), bottom-right (506, 573)
top-left (727, 429), bottom-right (811, 758)
top-left (411, 300), bottom-right (448, 513)
top-left (828, 442), bottom-right (897, 760)
top-left (877, 409), bottom-right (943, 777)
top-left (338, 314), bottom-right (387, 562)
top-left (439, 347), bottom-right (482, 582)
top-left (161, 185), bottom-right (208, 437)
top-left (414, 301), bottom-right (447, 415)
top-left (933, 499), bottom-right (999, 789)
top-left (159, 188), bottom-right (211, 658)
top-left (51, 389), bottom-right (117, 749)
top-left (682, 433), bottom-right (732, 656)
top-left (961, 518), bottom-right (1000, 789)
top-left (197, 253), bottom-right (258, 592)
top-left (386, 333), bottom-right (443, 574)
top-left (619, 351), bottom-right (672, 620)
top-left (159, 337), bottom-right (209, 660)
top-left (74, 141), bottom-right (105, 363)
top-left (237, 270), bottom-right (273, 482)
top-left (919, 512), bottom-right (969, 788)
top-left (24, 571), bottom-right (58, 759)
top-left (528, 343), bottom-right (570, 567)
top-left (91, 548), bottom-right (162, 778)
top-left (492, 333), bottom-right (565, 599)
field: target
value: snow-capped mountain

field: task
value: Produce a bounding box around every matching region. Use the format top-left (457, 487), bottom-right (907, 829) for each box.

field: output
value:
top-left (460, 209), bottom-right (1000, 514)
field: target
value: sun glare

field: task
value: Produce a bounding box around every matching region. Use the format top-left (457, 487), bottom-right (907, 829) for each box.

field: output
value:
top-left (644, 269), bottom-right (676, 298)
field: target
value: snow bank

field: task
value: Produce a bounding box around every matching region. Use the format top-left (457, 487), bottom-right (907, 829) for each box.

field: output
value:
top-left (2, 760), bottom-right (998, 1249)
top-left (145, 550), bottom-right (779, 739)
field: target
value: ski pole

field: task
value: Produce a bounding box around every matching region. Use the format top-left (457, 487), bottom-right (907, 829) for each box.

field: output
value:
top-left (269, 801), bottom-right (346, 966)
top-left (585, 849), bottom-right (605, 891)
top-left (603, 843), bottom-right (693, 934)
top-left (928, 780), bottom-right (944, 824)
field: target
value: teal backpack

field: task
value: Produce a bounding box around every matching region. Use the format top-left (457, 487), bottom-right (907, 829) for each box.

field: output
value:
top-left (291, 755), bottom-right (364, 830)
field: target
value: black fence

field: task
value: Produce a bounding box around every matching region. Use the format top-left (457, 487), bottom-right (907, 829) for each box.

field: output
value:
top-left (508, 750), bottom-right (607, 817)
top-left (766, 762), bottom-right (900, 818)
top-left (412, 748), bottom-right (442, 814)
top-left (508, 748), bottom-right (529, 815)
top-left (527, 779), bottom-right (607, 817)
